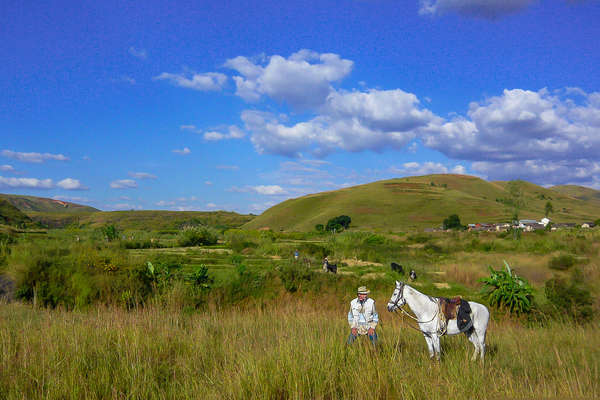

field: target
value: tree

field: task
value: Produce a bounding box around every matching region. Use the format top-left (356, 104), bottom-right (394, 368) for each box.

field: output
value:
top-left (442, 214), bottom-right (463, 230)
top-left (315, 224), bottom-right (324, 232)
top-left (326, 215), bottom-right (351, 232)
top-left (545, 201), bottom-right (554, 217)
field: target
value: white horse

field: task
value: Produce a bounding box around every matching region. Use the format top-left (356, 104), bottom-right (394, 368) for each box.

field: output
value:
top-left (387, 281), bottom-right (489, 361)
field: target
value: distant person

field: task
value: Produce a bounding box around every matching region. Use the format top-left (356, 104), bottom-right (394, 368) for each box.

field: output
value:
top-left (294, 249), bottom-right (299, 260)
top-left (347, 286), bottom-right (378, 345)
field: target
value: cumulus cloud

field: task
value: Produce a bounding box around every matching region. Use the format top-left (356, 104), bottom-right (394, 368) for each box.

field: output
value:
top-left (419, 0), bottom-right (535, 19)
top-left (110, 179), bottom-right (138, 189)
top-left (252, 185), bottom-right (287, 195)
top-left (204, 126), bottom-right (245, 141)
top-left (128, 172), bottom-right (157, 180)
top-left (173, 147), bottom-right (191, 155)
top-left (154, 71), bottom-right (227, 91)
top-left (0, 164), bottom-right (14, 172)
top-left (53, 195), bottom-right (91, 203)
top-left (0, 176), bottom-right (53, 189)
top-left (421, 88), bottom-right (600, 186)
top-left (128, 47), bottom-right (147, 60)
top-left (2, 150), bottom-right (69, 163)
top-left (242, 88), bottom-right (439, 157)
top-left (225, 50), bottom-right (353, 108)
top-left (56, 178), bottom-right (88, 190)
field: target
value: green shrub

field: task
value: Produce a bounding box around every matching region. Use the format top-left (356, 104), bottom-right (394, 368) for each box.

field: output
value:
top-left (480, 261), bottom-right (534, 314)
top-left (100, 225), bottom-right (120, 241)
top-left (442, 214), bottom-right (464, 230)
top-left (548, 254), bottom-right (575, 270)
top-left (364, 234), bottom-right (385, 245)
top-left (544, 270), bottom-right (593, 323)
top-left (176, 226), bottom-right (218, 247)
top-left (278, 263), bottom-right (313, 293)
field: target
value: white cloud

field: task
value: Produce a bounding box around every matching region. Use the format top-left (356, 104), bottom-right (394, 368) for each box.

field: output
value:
top-left (206, 203), bottom-right (217, 208)
top-left (120, 76), bottom-right (136, 84)
top-left (110, 179), bottom-right (138, 189)
top-left (422, 88), bottom-right (600, 185)
top-left (389, 161), bottom-right (467, 176)
top-left (252, 185), bottom-right (287, 195)
top-left (154, 71), bottom-right (227, 91)
top-left (204, 126), bottom-right (245, 141)
top-left (2, 150), bottom-right (69, 163)
top-left (128, 47), bottom-right (147, 60)
top-left (249, 201), bottom-right (277, 213)
top-left (242, 88), bottom-right (438, 157)
top-left (180, 125), bottom-right (202, 133)
top-left (419, 0), bottom-right (535, 19)
top-left (128, 172), bottom-right (157, 180)
top-left (0, 164), bottom-right (14, 172)
top-left (0, 176), bottom-right (53, 189)
top-left (57, 178), bottom-right (88, 190)
top-left (225, 50), bottom-right (353, 108)
top-left (108, 203), bottom-right (143, 210)
top-left (173, 147), bottom-right (191, 155)
top-left (216, 165), bottom-right (239, 171)
top-left (205, 181), bottom-right (213, 185)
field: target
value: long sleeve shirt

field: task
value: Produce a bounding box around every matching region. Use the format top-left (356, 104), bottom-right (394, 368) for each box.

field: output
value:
top-left (347, 297), bottom-right (378, 334)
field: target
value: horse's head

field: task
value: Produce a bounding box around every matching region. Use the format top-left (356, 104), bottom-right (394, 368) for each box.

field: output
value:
top-left (387, 280), bottom-right (406, 312)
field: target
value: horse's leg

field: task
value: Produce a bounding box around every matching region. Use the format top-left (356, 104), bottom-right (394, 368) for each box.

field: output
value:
top-left (423, 335), bottom-right (435, 359)
top-left (432, 335), bottom-right (441, 361)
top-left (467, 331), bottom-right (479, 361)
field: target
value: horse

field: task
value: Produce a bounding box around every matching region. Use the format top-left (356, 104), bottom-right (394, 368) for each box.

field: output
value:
top-left (322, 258), bottom-right (337, 274)
top-left (390, 262), bottom-right (404, 274)
top-left (387, 281), bottom-right (489, 362)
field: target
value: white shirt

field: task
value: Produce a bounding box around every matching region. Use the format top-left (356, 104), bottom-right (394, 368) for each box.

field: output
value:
top-left (347, 297), bottom-right (379, 334)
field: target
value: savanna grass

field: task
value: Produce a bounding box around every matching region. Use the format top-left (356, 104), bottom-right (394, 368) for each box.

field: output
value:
top-left (0, 299), bottom-right (598, 400)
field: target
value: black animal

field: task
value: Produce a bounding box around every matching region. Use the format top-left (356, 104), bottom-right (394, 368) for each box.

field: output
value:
top-left (323, 258), bottom-right (337, 274)
top-left (409, 270), bottom-right (417, 281)
top-left (390, 262), bottom-right (404, 274)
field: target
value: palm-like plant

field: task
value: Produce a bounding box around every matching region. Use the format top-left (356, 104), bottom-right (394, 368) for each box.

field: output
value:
top-left (480, 261), bottom-right (534, 314)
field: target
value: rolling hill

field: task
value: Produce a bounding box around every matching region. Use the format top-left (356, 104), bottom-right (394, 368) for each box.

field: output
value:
top-left (0, 194), bottom-right (99, 213)
top-left (243, 174), bottom-right (600, 231)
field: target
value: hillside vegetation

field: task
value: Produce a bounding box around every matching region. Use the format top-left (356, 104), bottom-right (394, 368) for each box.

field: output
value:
top-left (244, 174), bottom-right (600, 231)
top-left (0, 199), bottom-right (32, 227)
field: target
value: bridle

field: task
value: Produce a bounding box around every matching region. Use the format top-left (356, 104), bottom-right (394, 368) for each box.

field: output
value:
top-left (388, 282), bottom-right (406, 310)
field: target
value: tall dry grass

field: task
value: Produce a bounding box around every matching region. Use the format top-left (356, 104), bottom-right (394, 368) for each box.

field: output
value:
top-left (1, 299), bottom-right (598, 400)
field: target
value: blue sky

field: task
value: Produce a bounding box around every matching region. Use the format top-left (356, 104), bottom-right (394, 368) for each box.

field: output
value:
top-left (1, 0), bottom-right (599, 213)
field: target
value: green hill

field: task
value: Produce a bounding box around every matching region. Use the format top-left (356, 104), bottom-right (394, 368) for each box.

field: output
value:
top-left (244, 174), bottom-right (600, 231)
top-left (0, 194), bottom-right (98, 213)
top-left (549, 185), bottom-right (600, 202)
top-left (0, 198), bottom-right (32, 227)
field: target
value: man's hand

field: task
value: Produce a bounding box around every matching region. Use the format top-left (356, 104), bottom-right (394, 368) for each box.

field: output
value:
top-left (368, 328), bottom-right (375, 336)
top-left (351, 328), bottom-right (358, 336)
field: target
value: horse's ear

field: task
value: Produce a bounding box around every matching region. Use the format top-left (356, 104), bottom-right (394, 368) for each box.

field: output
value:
top-left (395, 280), bottom-right (400, 286)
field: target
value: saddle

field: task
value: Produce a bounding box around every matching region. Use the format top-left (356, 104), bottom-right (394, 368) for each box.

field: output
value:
top-left (440, 297), bottom-right (462, 320)
top-left (438, 297), bottom-right (473, 334)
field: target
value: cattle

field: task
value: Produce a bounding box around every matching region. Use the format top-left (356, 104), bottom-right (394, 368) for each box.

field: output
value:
top-left (409, 270), bottom-right (417, 281)
top-left (390, 262), bottom-right (404, 274)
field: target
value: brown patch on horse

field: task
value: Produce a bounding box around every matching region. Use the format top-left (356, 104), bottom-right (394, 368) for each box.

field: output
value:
top-left (440, 297), bottom-right (462, 320)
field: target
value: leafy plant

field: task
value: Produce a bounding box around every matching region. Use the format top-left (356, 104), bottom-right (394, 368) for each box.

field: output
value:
top-left (442, 214), bottom-right (464, 230)
top-left (101, 224), bottom-right (120, 241)
top-left (480, 261), bottom-right (534, 314)
top-left (176, 226), bottom-right (218, 247)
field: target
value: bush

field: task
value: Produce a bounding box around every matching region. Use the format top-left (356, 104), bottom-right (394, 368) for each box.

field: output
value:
top-left (544, 270), bottom-right (593, 323)
top-left (479, 261), bottom-right (534, 314)
top-left (548, 254), bottom-right (575, 270)
top-left (326, 215), bottom-right (351, 232)
top-left (100, 225), bottom-right (120, 241)
top-left (278, 263), bottom-right (313, 293)
top-left (176, 226), bottom-right (218, 247)
top-left (315, 224), bottom-right (324, 232)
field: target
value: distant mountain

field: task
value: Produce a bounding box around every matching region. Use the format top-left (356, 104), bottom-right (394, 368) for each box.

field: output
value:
top-left (244, 174), bottom-right (600, 232)
top-left (0, 194), bottom-right (99, 213)
top-left (0, 198), bottom-right (32, 227)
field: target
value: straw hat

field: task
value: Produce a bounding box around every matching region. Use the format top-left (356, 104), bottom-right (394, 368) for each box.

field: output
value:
top-left (357, 286), bottom-right (370, 295)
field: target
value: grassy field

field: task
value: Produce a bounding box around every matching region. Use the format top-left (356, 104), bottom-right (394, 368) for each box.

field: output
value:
top-left (1, 301), bottom-right (598, 399)
top-left (1, 225), bottom-right (599, 399)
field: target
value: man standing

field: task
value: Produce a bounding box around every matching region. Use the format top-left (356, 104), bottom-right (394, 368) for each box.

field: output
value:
top-left (347, 286), bottom-right (378, 345)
